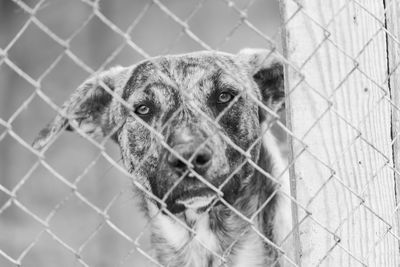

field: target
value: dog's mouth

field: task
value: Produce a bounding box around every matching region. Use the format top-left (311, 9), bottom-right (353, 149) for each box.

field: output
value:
top-left (177, 194), bottom-right (216, 210)
top-left (159, 169), bottom-right (243, 214)
top-left (166, 187), bottom-right (218, 214)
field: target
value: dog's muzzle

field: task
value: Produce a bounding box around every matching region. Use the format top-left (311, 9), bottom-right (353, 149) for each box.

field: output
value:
top-left (167, 144), bottom-right (212, 176)
top-left (161, 124), bottom-right (228, 214)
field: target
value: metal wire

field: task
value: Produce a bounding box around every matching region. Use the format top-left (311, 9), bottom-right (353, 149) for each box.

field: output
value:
top-left (0, 0), bottom-right (399, 266)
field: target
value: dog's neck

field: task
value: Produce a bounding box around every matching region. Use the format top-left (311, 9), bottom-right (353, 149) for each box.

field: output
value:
top-left (148, 133), bottom-right (281, 267)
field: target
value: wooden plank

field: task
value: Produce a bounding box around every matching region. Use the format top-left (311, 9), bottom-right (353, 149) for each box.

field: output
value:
top-left (281, 0), bottom-right (400, 265)
top-left (279, 0), bottom-right (302, 265)
top-left (385, 0), bottom-right (400, 255)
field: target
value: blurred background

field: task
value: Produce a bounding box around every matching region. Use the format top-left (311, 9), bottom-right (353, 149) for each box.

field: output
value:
top-left (0, 0), bottom-right (283, 266)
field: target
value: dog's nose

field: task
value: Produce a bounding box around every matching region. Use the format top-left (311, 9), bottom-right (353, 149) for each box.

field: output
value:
top-left (168, 144), bottom-right (212, 175)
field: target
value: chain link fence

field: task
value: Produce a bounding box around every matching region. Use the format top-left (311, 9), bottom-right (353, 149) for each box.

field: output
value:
top-left (0, 0), bottom-right (399, 266)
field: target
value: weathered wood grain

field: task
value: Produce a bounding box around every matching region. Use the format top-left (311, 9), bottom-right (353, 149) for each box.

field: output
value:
top-left (281, 0), bottom-right (400, 265)
top-left (386, 0), bottom-right (400, 258)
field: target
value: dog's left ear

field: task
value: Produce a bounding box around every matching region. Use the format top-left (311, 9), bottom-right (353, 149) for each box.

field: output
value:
top-left (238, 48), bottom-right (284, 117)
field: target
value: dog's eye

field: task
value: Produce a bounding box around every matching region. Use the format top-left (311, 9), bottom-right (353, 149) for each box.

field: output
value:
top-left (135, 105), bottom-right (150, 115)
top-left (217, 92), bottom-right (234, 104)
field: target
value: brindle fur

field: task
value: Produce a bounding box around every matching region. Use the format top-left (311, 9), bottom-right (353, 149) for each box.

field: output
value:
top-left (33, 49), bottom-right (292, 267)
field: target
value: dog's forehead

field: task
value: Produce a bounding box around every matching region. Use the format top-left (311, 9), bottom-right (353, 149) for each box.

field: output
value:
top-left (157, 51), bottom-right (241, 73)
top-left (122, 52), bottom-right (250, 102)
top-left (160, 52), bottom-right (240, 75)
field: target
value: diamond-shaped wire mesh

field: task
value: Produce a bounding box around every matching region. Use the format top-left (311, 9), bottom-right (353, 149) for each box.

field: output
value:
top-left (0, 0), bottom-right (399, 266)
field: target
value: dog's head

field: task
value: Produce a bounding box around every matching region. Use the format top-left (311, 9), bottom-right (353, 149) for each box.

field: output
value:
top-left (33, 49), bottom-right (284, 214)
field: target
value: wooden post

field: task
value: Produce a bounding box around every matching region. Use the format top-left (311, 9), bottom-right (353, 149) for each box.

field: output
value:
top-left (281, 0), bottom-right (400, 265)
top-left (385, 0), bottom-right (400, 254)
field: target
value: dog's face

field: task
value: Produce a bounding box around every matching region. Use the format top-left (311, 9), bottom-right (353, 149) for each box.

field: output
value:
top-left (33, 49), bottom-right (284, 214)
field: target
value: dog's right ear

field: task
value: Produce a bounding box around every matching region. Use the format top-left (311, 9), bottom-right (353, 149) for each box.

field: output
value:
top-left (238, 48), bottom-right (284, 114)
top-left (32, 66), bottom-right (132, 151)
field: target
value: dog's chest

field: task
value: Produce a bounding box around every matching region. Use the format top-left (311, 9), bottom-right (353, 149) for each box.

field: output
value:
top-left (230, 231), bottom-right (266, 267)
top-left (152, 211), bottom-right (221, 267)
top-left (152, 209), bottom-right (268, 267)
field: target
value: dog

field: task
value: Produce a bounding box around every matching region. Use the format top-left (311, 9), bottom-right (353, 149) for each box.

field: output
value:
top-left (33, 49), bottom-right (292, 267)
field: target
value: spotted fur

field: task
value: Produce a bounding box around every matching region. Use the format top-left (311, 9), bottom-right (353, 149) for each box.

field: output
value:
top-left (33, 49), bottom-right (292, 266)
